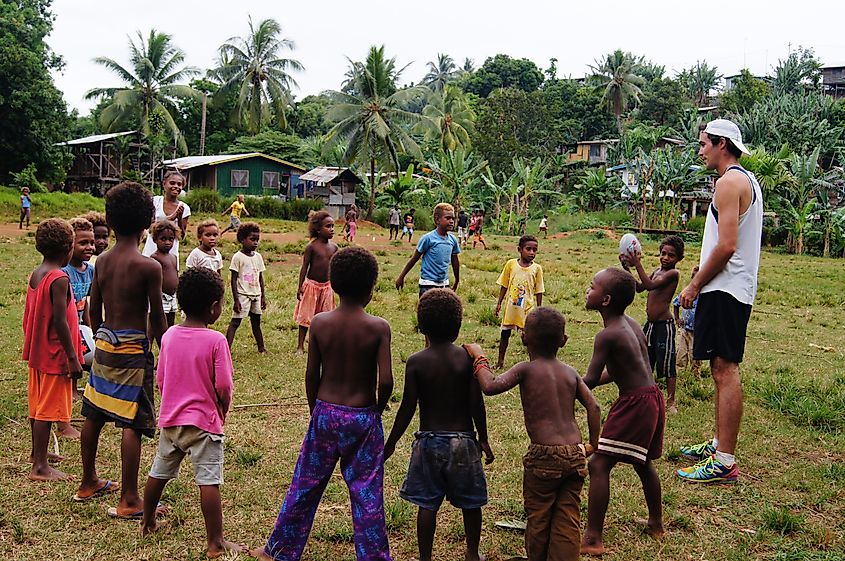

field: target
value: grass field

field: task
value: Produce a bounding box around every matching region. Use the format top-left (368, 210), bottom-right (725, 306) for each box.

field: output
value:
top-left (0, 214), bottom-right (843, 561)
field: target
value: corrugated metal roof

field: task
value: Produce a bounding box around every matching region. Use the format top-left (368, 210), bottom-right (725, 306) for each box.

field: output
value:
top-left (58, 131), bottom-right (135, 146)
top-left (299, 167), bottom-right (356, 184)
top-left (163, 152), bottom-right (306, 171)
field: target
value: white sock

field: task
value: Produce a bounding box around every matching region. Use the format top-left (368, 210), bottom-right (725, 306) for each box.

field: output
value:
top-left (711, 437), bottom-right (719, 448)
top-left (714, 450), bottom-right (735, 466)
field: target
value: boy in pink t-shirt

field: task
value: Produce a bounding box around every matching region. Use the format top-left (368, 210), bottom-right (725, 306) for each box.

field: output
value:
top-left (141, 268), bottom-right (242, 558)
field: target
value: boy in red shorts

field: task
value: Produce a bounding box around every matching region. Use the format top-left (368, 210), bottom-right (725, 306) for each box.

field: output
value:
top-left (581, 268), bottom-right (665, 556)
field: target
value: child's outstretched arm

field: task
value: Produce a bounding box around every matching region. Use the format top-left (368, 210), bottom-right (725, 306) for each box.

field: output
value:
top-left (575, 376), bottom-right (601, 455)
top-left (623, 251), bottom-right (679, 292)
top-left (221, 203), bottom-right (232, 217)
top-left (463, 343), bottom-right (524, 395)
top-left (51, 276), bottom-right (82, 378)
top-left (375, 320), bottom-right (394, 414)
top-left (470, 377), bottom-right (494, 464)
top-left (395, 250), bottom-right (422, 290)
top-left (297, 244), bottom-right (312, 300)
top-left (384, 361), bottom-right (418, 461)
top-left (583, 332), bottom-right (612, 389)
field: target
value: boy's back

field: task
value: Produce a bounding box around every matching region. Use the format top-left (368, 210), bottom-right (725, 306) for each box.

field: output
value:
top-left (407, 344), bottom-right (475, 432)
top-left (518, 358), bottom-right (585, 446)
top-left (92, 246), bottom-right (162, 332)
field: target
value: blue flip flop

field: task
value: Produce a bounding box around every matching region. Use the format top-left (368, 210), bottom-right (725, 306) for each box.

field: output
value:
top-left (72, 479), bottom-right (119, 502)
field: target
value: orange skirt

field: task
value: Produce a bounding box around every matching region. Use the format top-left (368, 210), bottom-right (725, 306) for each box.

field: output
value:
top-left (28, 368), bottom-right (72, 422)
top-left (293, 278), bottom-right (336, 327)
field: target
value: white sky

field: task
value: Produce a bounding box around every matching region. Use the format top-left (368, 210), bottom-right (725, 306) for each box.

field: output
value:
top-left (49, 0), bottom-right (845, 114)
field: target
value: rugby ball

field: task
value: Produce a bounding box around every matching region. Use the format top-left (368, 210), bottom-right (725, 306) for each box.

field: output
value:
top-left (619, 233), bottom-right (642, 257)
top-left (79, 324), bottom-right (95, 369)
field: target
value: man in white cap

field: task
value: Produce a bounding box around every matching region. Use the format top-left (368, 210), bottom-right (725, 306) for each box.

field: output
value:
top-left (676, 119), bottom-right (762, 484)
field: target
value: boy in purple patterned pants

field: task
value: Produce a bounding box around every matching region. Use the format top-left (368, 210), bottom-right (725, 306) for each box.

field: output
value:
top-left (251, 247), bottom-right (393, 561)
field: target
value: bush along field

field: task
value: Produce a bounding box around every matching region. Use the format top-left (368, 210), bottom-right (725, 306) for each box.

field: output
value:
top-left (0, 210), bottom-right (842, 561)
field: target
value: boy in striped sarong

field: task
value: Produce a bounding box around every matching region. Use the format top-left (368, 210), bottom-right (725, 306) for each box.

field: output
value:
top-left (581, 268), bottom-right (666, 556)
top-left (74, 183), bottom-right (168, 520)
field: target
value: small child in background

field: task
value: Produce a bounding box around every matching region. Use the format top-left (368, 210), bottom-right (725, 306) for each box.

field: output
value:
top-left (622, 235), bottom-right (683, 413)
top-left (494, 235), bottom-right (544, 369)
top-left (293, 211), bottom-right (337, 355)
top-left (186, 219), bottom-right (223, 274)
top-left (141, 267), bottom-right (242, 558)
top-left (465, 307), bottom-right (600, 561)
top-left (457, 209), bottom-right (469, 248)
top-left (673, 266), bottom-right (701, 378)
top-left (385, 289), bottom-right (494, 561)
top-left (226, 222), bottom-right (267, 353)
top-left (22, 218), bottom-right (84, 480)
top-left (82, 211), bottom-right (110, 266)
top-left (581, 268), bottom-right (665, 555)
top-left (539, 215), bottom-right (548, 239)
top-left (149, 220), bottom-right (180, 328)
top-left (251, 247), bottom-right (393, 561)
top-left (220, 194), bottom-right (249, 236)
top-left (20, 187), bottom-right (32, 229)
top-left (472, 210), bottom-right (487, 250)
top-left (395, 203), bottom-right (460, 296)
top-left (403, 208), bottom-right (416, 243)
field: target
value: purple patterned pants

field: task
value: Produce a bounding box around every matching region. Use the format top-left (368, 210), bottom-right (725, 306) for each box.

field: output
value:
top-left (264, 400), bottom-right (392, 561)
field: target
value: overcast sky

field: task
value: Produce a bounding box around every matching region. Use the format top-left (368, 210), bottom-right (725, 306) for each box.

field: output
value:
top-left (49, 0), bottom-right (845, 114)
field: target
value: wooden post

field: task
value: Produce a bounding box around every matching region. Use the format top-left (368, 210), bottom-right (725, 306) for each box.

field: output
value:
top-left (200, 93), bottom-right (207, 156)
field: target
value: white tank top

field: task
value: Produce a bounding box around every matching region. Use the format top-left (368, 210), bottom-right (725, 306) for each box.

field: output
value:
top-left (699, 166), bottom-right (763, 305)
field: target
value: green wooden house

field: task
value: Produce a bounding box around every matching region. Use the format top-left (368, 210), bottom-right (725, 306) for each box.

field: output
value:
top-left (163, 153), bottom-right (307, 198)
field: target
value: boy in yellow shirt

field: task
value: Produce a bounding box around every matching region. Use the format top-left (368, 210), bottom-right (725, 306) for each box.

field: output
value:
top-left (221, 194), bottom-right (249, 235)
top-left (494, 235), bottom-right (544, 369)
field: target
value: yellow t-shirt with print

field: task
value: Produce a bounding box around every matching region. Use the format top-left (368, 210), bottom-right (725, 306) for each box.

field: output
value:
top-left (496, 258), bottom-right (544, 329)
top-left (230, 200), bottom-right (246, 218)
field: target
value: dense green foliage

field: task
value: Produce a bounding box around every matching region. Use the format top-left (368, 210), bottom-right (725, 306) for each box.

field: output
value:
top-left (181, 188), bottom-right (323, 219)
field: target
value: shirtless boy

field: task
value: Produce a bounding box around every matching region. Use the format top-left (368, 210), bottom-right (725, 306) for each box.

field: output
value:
top-left (251, 247), bottom-right (393, 561)
top-left (385, 289), bottom-right (494, 561)
top-left (148, 220), bottom-right (179, 328)
top-left (465, 307), bottom-right (600, 561)
top-left (621, 235), bottom-right (683, 413)
top-left (581, 268), bottom-right (665, 555)
top-left (74, 182), bottom-right (168, 519)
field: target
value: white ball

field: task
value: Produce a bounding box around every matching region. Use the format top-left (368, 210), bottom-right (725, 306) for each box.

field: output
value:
top-left (79, 325), bottom-right (95, 369)
top-left (619, 233), bottom-right (642, 257)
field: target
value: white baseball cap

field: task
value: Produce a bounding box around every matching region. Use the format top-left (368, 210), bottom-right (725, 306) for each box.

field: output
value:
top-left (703, 119), bottom-right (750, 155)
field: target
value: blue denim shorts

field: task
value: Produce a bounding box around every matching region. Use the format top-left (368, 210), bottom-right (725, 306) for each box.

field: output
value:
top-left (400, 431), bottom-right (488, 511)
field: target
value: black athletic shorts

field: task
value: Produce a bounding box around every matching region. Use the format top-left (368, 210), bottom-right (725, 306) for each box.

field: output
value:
top-left (692, 290), bottom-right (752, 363)
top-left (643, 319), bottom-right (676, 378)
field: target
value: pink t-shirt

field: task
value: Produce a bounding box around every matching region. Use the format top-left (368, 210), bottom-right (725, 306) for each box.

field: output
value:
top-left (156, 325), bottom-right (233, 435)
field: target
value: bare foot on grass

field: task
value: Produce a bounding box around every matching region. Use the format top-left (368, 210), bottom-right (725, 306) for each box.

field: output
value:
top-left (141, 518), bottom-right (169, 536)
top-left (248, 546), bottom-right (274, 560)
top-left (580, 535), bottom-right (606, 556)
top-left (28, 465), bottom-right (73, 481)
top-left (295, 348), bottom-right (304, 356)
top-left (208, 540), bottom-right (245, 559)
top-left (30, 452), bottom-right (65, 464)
top-left (56, 422), bottom-right (81, 439)
top-left (634, 518), bottom-right (665, 539)
top-left (668, 404), bottom-right (678, 415)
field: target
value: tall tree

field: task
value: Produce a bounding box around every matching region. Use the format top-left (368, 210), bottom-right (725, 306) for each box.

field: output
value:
top-left (460, 54), bottom-right (545, 97)
top-left (324, 46), bottom-right (425, 218)
top-left (420, 85), bottom-right (475, 153)
top-left (680, 61), bottom-right (722, 105)
top-left (216, 17), bottom-right (304, 133)
top-left (719, 69), bottom-right (770, 114)
top-left (422, 53), bottom-right (459, 93)
top-left (0, 0), bottom-right (69, 183)
top-left (590, 50), bottom-right (645, 133)
top-left (85, 29), bottom-right (199, 153)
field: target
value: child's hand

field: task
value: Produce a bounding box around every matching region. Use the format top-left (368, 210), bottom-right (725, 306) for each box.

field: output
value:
top-left (394, 277), bottom-right (404, 290)
top-left (618, 254), bottom-right (630, 269)
top-left (233, 299), bottom-right (242, 314)
top-left (584, 443), bottom-right (595, 457)
top-left (625, 249), bottom-right (641, 267)
top-left (479, 441), bottom-right (495, 464)
top-left (261, 295), bottom-right (267, 310)
top-left (297, 286), bottom-right (304, 300)
top-left (462, 343), bottom-right (485, 360)
top-left (67, 357), bottom-right (83, 379)
top-left (494, 302), bottom-right (501, 317)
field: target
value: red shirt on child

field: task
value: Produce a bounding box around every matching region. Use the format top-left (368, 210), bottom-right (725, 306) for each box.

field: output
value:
top-left (22, 269), bottom-right (83, 374)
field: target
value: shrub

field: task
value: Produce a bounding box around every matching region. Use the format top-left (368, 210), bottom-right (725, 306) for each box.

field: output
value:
top-left (686, 215), bottom-right (706, 233)
top-left (287, 198), bottom-right (325, 221)
top-left (372, 207), bottom-right (390, 227)
top-left (183, 188), bottom-right (221, 213)
top-left (11, 164), bottom-right (44, 193)
top-left (184, 190), bottom-right (324, 221)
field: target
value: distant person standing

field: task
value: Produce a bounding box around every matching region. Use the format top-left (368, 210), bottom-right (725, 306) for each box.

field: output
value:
top-left (20, 187), bottom-right (32, 229)
top-left (402, 208), bottom-right (416, 243)
top-left (142, 171), bottom-right (191, 269)
top-left (677, 119), bottom-right (762, 484)
top-left (344, 204), bottom-right (358, 243)
top-left (681, 211), bottom-right (688, 229)
top-left (388, 205), bottom-right (401, 240)
top-left (539, 215), bottom-right (548, 239)
top-left (457, 209), bottom-right (469, 247)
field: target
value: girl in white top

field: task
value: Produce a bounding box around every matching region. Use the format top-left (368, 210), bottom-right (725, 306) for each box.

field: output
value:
top-left (186, 219), bottom-right (223, 274)
top-left (142, 171), bottom-right (191, 268)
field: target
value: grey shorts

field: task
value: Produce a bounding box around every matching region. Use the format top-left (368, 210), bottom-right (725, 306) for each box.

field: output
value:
top-left (149, 425), bottom-right (224, 485)
top-left (229, 215), bottom-right (241, 229)
top-left (162, 292), bottom-right (178, 314)
top-left (233, 293), bottom-right (262, 319)
top-left (400, 431), bottom-right (488, 511)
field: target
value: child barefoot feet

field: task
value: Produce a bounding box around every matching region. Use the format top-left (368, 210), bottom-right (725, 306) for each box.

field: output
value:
top-left (207, 540), bottom-right (244, 559)
top-left (56, 421), bottom-right (81, 439)
top-left (580, 533), bottom-right (606, 556)
top-left (635, 518), bottom-right (665, 539)
top-left (28, 463), bottom-right (72, 481)
top-left (248, 546), bottom-right (273, 560)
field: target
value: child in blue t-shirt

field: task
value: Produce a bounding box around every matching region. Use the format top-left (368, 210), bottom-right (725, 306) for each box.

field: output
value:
top-left (395, 203), bottom-right (460, 296)
top-left (673, 266), bottom-right (700, 377)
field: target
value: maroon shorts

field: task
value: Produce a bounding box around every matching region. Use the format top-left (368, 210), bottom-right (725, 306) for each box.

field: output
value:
top-left (596, 385), bottom-right (665, 465)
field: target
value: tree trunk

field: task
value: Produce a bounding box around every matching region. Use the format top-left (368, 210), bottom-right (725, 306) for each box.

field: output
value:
top-left (823, 225), bottom-right (830, 258)
top-left (367, 158), bottom-right (376, 220)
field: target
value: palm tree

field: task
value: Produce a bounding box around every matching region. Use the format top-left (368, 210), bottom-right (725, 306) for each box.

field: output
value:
top-left (85, 29), bottom-right (199, 153)
top-left (324, 46), bottom-right (426, 219)
top-left (425, 148), bottom-right (488, 211)
top-left (590, 50), bottom-right (645, 133)
top-left (684, 61), bottom-right (722, 105)
top-left (216, 17), bottom-right (304, 133)
top-left (422, 53), bottom-right (459, 93)
top-left (420, 85), bottom-right (475, 153)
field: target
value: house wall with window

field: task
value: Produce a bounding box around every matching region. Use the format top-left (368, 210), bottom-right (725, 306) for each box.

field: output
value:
top-left (214, 158), bottom-right (303, 198)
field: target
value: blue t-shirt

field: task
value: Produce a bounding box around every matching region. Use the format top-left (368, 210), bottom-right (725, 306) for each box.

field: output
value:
top-left (21, 195), bottom-right (31, 208)
top-left (416, 230), bottom-right (460, 285)
top-left (672, 294), bottom-right (697, 332)
top-left (62, 263), bottom-right (94, 320)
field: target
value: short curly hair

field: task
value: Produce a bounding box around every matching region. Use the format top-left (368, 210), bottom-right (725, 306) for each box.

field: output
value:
top-left (237, 221), bottom-right (261, 242)
top-left (433, 202), bottom-right (455, 222)
top-left (195, 219), bottom-right (219, 239)
top-left (524, 307), bottom-right (566, 353)
top-left (308, 210), bottom-right (331, 238)
top-left (35, 218), bottom-right (74, 259)
top-left (602, 267), bottom-right (637, 313)
top-left (417, 288), bottom-right (462, 342)
top-left (660, 234), bottom-right (685, 260)
top-left (105, 182), bottom-right (154, 235)
top-left (329, 247), bottom-right (378, 299)
top-left (518, 234), bottom-right (538, 248)
top-left (81, 211), bottom-right (109, 232)
top-left (150, 219), bottom-right (178, 240)
top-left (68, 216), bottom-right (93, 232)
top-left (178, 267), bottom-right (224, 317)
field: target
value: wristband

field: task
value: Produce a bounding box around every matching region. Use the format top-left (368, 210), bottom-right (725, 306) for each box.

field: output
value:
top-left (473, 355), bottom-right (490, 377)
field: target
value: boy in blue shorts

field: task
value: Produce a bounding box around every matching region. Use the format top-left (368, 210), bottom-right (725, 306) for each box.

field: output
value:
top-left (395, 203), bottom-right (460, 296)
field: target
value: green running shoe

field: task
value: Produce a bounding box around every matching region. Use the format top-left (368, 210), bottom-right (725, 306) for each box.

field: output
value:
top-left (679, 439), bottom-right (716, 461)
top-left (676, 455), bottom-right (739, 484)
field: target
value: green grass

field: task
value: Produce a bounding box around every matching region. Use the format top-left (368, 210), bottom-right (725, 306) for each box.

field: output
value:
top-left (0, 218), bottom-right (843, 560)
top-left (0, 186), bottom-right (104, 220)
